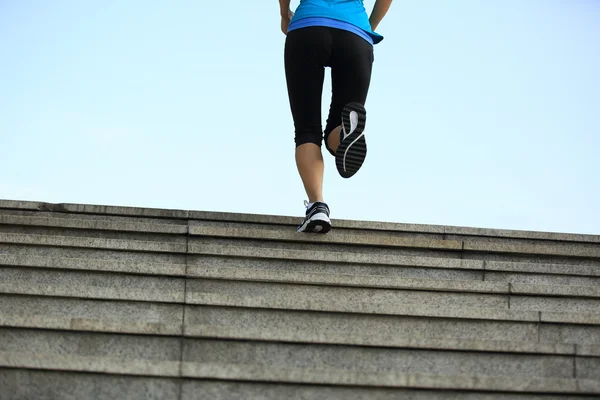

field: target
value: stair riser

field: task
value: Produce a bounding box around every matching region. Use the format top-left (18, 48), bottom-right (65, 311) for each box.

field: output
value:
top-left (0, 244), bottom-right (186, 266)
top-left (0, 369), bottom-right (180, 400)
top-left (486, 272), bottom-right (600, 287)
top-left (0, 328), bottom-right (590, 380)
top-left (182, 339), bottom-right (585, 379)
top-left (0, 294), bottom-right (183, 335)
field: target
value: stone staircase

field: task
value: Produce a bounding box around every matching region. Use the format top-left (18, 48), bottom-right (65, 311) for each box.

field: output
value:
top-left (0, 199), bottom-right (599, 399)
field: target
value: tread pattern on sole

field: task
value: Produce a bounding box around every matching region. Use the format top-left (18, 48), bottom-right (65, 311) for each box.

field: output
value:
top-left (297, 218), bottom-right (332, 234)
top-left (336, 102), bottom-right (367, 179)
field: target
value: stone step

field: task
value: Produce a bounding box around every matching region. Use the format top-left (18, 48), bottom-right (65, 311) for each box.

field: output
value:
top-left (182, 380), bottom-right (599, 400)
top-left (2, 199), bottom-right (599, 398)
top-left (1, 328), bottom-right (598, 394)
top-left (5, 266), bottom-right (600, 314)
top-left (0, 328), bottom-right (180, 376)
top-left (1, 370), bottom-right (596, 400)
top-left (3, 295), bottom-right (599, 351)
top-left (184, 304), bottom-right (600, 351)
top-left (0, 244), bottom-right (186, 270)
top-left (182, 338), bottom-right (600, 383)
top-left (0, 295), bottom-right (183, 335)
top-left (0, 253), bottom-right (186, 276)
top-left (4, 199), bottom-right (599, 245)
top-left (4, 212), bottom-right (599, 261)
top-left (187, 284), bottom-right (600, 325)
top-left (3, 245), bottom-right (600, 288)
top-left (192, 243), bottom-right (600, 278)
top-left (0, 232), bottom-right (185, 253)
top-left (189, 266), bottom-right (600, 299)
top-left (182, 364), bottom-right (600, 394)
top-left (0, 370), bottom-right (180, 400)
top-left (3, 255), bottom-right (599, 310)
top-left (186, 253), bottom-right (600, 285)
top-left (189, 221), bottom-right (600, 259)
top-left (0, 267), bottom-right (184, 303)
top-left (0, 213), bottom-right (188, 235)
top-left (0, 295), bottom-right (580, 346)
top-left (187, 324), bottom-right (588, 356)
top-left (188, 278), bottom-right (600, 315)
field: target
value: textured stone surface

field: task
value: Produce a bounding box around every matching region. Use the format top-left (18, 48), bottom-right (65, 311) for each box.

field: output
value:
top-left (0, 328), bottom-right (181, 376)
top-left (486, 260), bottom-right (600, 277)
top-left (511, 295), bottom-right (600, 314)
top-left (0, 208), bottom-right (188, 225)
top-left (4, 198), bottom-right (600, 397)
top-left (540, 323), bottom-right (600, 345)
top-left (188, 254), bottom-right (484, 281)
top-left (0, 267), bottom-right (185, 302)
top-left (186, 279), bottom-right (508, 310)
top-left (0, 295), bottom-right (184, 335)
top-left (0, 224), bottom-right (187, 245)
top-left (0, 214), bottom-right (187, 234)
top-left (189, 243), bottom-right (483, 269)
top-left (466, 252), bottom-right (600, 267)
top-left (4, 199), bottom-right (597, 242)
top-left (0, 253), bottom-right (186, 276)
top-left (180, 364), bottom-right (599, 394)
top-left (0, 232), bottom-right (186, 253)
top-left (186, 291), bottom-right (537, 322)
top-left (0, 328), bottom-right (180, 359)
top-left (0, 352), bottom-right (180, 376)
top-left (540, 324), bottom-right (600, 346)
top-left (187, 266), bottom-right (507, 294)
top-left (577, 345), bottom-right (600, 357)
top-left (184, 305), bottom-right (539, 342)
top-left (575, 356), bottom-right (600, 380)
top-left (0, 199), bottom-right (45, 211)
top-left (186, 324), bottom-right (574, 355)
top-left (0, 243), bottom-right (186, 265)
top-left (464, 241), bottom-right (600, 258)
top-left (189, 221), bottom-right (463, 250)
top-left (485, 271), bottom-right (600, 288)
top-left (49, 202), bottom-right (189, 219)
top-left (445, 225), bottom-right (600, 244)
top-left (511, 283), bottom-right (600, 298)
top-left (447, 235), bottom-right (600, 249)
top-left (0, 369), bottom-right (181, 400)
top-left (190, 209), bottom-right (447, 234)
top-left (191, 236), bottom-right (462, 260)
top-left (541, 311), bottom-right (600, 325)
top-left (181, 381), bottom-right (595, 400)
top-left (182, 339), bottom-right (574, 378)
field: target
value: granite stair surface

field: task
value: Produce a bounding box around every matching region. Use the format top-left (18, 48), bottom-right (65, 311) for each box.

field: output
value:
top-left (0, 199), bottom-right (599, 399)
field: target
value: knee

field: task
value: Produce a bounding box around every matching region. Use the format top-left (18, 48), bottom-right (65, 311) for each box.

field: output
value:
top-left (295, 128), bottom-right (322, 148)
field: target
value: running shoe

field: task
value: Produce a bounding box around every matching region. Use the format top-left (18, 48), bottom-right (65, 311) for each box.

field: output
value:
top-left (297, 201), bottom-right (332, 233)
top-left (336, 102), bottom-right (367, 178)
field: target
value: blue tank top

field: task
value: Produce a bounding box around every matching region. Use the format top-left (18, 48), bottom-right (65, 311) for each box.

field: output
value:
top-left (289, 0), bottom-right (384, 44)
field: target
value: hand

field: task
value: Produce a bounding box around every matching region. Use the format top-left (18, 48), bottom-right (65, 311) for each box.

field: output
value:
top-left (281, 10), bottom-right (294, 35)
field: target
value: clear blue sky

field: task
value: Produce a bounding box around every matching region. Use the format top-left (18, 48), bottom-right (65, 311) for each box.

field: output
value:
top-left (1, 1), bottom-right (599, 234)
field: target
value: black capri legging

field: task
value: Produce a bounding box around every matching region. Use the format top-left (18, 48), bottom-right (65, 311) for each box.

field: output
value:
top-left (284, 26), bottom-right (374, 156)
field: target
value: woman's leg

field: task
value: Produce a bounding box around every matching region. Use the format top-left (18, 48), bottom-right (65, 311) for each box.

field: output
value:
top-left (324, 31), bottom-right (374, 156)
top-left (284, 28), bottom-right (332, 203)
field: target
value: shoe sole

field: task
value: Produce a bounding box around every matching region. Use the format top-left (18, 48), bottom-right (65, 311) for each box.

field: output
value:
top-left (336, 102), bottom-right (367, 179)
top-left (297, 215), bottom-right (332, 234)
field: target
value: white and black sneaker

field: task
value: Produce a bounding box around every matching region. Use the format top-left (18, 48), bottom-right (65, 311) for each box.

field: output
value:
top-left (336, 102), bottom-right (367, 178)
top-left (297, 201), bottom-right (331, 233)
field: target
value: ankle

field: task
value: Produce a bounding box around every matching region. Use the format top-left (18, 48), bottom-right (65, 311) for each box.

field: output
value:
top-left (327, 126), bottom-right (342, 153)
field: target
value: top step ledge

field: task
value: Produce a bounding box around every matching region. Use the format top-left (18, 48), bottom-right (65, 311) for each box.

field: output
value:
top-left (2, 199), bottom-right (599, 244)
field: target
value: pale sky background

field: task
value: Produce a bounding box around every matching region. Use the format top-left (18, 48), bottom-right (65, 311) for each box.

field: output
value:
top-left (1, 1), bottom-right (599, 234)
